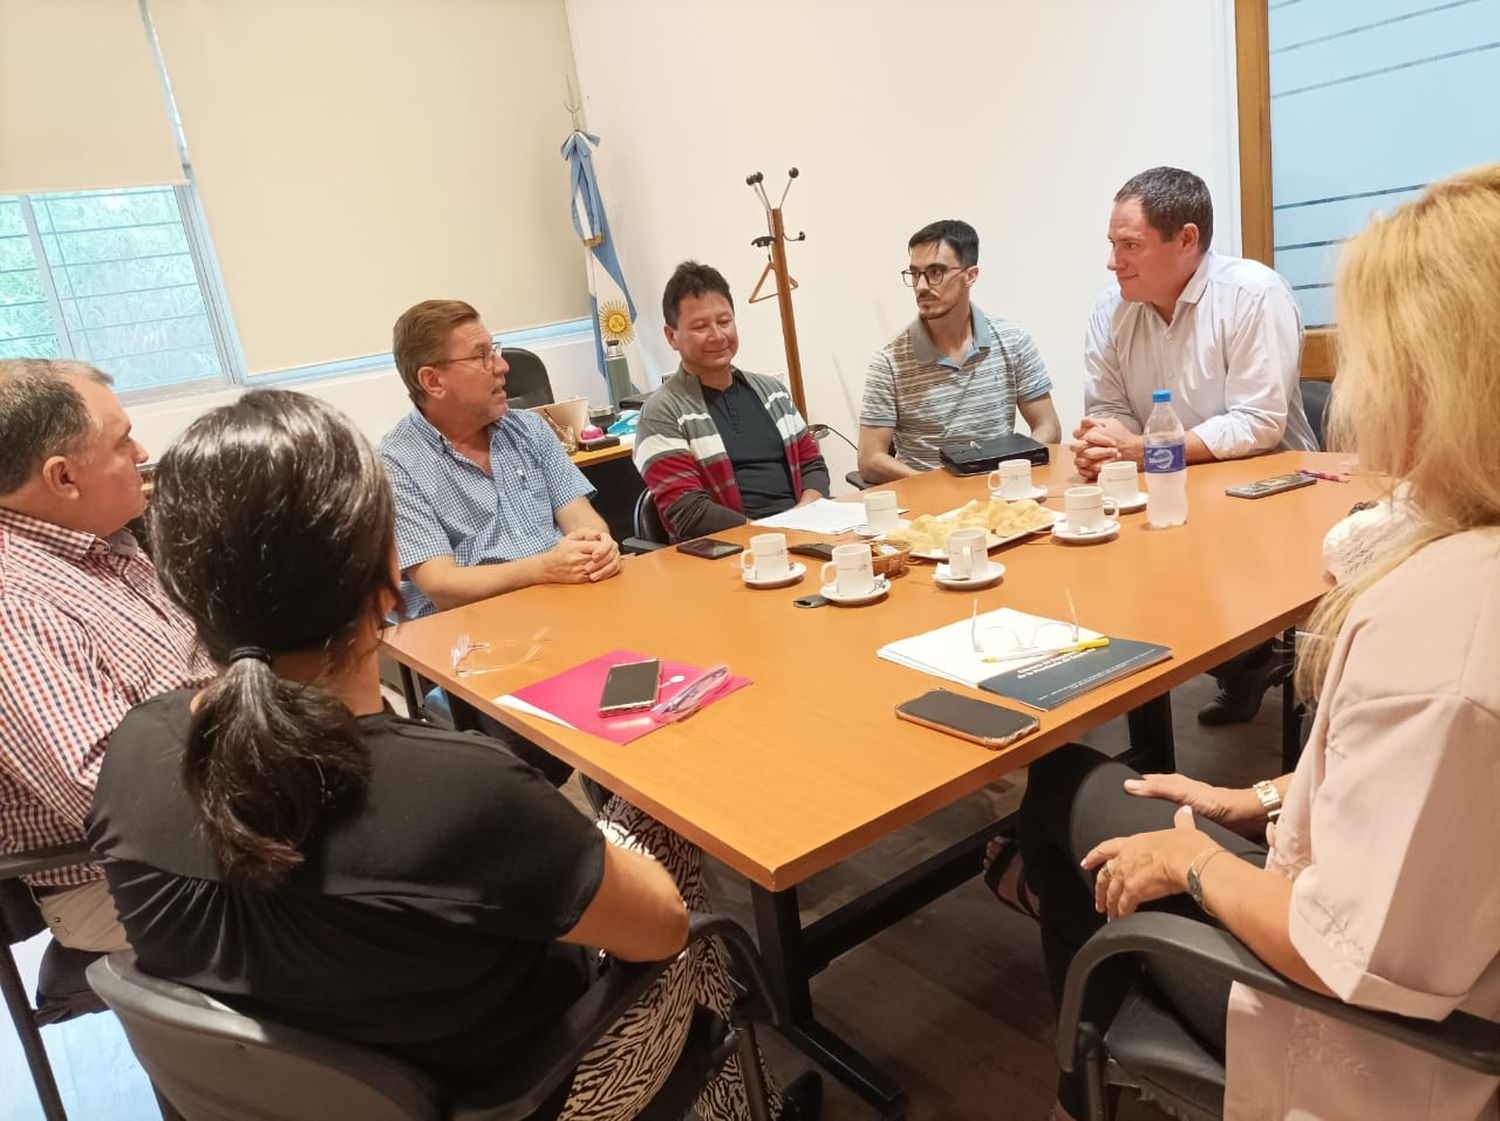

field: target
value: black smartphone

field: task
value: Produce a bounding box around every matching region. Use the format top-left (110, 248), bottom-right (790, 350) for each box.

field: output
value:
top-left (895, 689), bottom-right (1039, 750)
top-left (675, 537), bottom-right (744, 560)
top-left (788, 542), bottom-right (835, 562)
top-left (598, 659), bottom-right (662, 715)
top-left (1225, 473), bottom-right (1317, 499)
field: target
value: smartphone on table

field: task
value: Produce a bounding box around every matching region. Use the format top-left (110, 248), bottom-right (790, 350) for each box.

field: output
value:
top-left (676, 537), bottom-right (743, 560)
top-left (1225, 473), bottom-right (1317, 500)
top-left (788, 542), bottom-right (835, 562)
top-left (895, 689), bottom-right (1039, 750)
top-left (598, 659), bottom-right (663, 715)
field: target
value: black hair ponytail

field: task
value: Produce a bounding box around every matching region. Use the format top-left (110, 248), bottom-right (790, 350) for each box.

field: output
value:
top-left (149, 389), bottom-right (398, 886)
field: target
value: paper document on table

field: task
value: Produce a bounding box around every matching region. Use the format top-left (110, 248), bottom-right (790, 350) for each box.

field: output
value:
top-left (877, 607), bottom-right (1103, 689)
top-left (494, 694), bottom-right (577, 730)
top-left (752, 498), bottom-right (875, 534)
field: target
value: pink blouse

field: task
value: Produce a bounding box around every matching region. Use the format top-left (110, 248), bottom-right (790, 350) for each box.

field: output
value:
top-left (1225, 529), bottom-right (1500, 1120)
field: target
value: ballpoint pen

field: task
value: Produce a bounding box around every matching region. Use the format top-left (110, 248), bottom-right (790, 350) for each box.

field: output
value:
top-left (651, 664), bottom-right (730, 723)
top-left (1297, 469), bottom-right (1348, 483)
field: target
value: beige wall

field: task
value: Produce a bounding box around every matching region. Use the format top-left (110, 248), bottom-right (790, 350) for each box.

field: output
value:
top-left (566, 0), bottom-right (1241, 486)
top-left (150, 0), bottom-right (590, 374)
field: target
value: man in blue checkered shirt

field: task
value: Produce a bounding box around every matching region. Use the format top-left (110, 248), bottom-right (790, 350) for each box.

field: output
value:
top-left (379, 300), bottom-right (621, 621)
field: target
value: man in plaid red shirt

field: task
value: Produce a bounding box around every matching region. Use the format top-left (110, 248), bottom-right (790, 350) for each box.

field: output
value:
top-left (0, 359), bottom-right (210, 951)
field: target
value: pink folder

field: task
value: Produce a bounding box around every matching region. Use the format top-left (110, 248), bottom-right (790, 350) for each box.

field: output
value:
top-left (509, 649), bottom-right (750, 745)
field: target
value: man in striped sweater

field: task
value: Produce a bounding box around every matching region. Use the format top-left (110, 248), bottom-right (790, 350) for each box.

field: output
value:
top-left (634, 262), bottom-right (829, 541)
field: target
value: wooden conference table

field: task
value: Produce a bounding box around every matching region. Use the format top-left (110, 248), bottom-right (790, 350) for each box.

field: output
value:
top-left (382, 448), bottom-right (1380, 1116)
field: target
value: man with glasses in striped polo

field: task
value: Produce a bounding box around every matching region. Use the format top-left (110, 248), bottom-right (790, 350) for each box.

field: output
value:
top-left (857, 219), bottom-right (1061, 484)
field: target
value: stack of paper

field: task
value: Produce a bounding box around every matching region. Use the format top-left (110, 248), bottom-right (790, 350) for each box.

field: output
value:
top-left (752, 498), bottom-right (872, 534)
top-left (877, 608), bottom-right (1102, 689)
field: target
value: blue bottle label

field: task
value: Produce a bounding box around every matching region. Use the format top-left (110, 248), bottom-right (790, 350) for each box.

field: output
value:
top-left (1144, 442), bottom-right (1186, 473)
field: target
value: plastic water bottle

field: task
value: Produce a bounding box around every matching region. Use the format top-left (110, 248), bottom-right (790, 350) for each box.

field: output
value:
top-left (1144, 389), bottom-right (1188, 527)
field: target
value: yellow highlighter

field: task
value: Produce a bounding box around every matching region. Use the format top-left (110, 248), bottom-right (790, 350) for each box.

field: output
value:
top-left (982, 637), bottom-right (1110, 664)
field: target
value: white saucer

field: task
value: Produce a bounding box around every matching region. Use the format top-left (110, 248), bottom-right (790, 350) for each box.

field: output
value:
top-left (990, 485), bottom-right (1049, 502)
top-left (820, 575), bottom-right (891, 605)
top-left (1107, 490), bottom-right (1148, 514)
top-left (742, 561), bottom-right (806, 589)
top-left (933, 559), bottom-right (1006, 590)
top-left (853, 519), bottom-right (910, 538)
top-left (1053, 519), bottom-right (1121, 544)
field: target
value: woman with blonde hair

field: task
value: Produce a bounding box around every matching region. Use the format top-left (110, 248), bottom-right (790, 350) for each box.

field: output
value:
top-left (1011, 163), bottom-right (1500, 1120)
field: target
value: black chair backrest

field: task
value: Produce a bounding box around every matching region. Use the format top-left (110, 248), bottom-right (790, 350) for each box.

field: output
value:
top-left (502, 348), bottom-right (554, 410)
top-left (1301, 378), bottom-right (1331, 452)
top-left (88, 954), bottom-right (443, 1121)
top-left (632, 490), bottom-right (671, 545)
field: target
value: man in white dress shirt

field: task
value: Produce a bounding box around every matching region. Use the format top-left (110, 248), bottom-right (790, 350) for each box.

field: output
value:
top-left (1073, 166), bottom-right (1317, 724)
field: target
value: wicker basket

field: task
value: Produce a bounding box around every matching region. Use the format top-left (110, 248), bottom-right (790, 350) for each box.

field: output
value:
top-left (871, 541), bottom-right (912, 579)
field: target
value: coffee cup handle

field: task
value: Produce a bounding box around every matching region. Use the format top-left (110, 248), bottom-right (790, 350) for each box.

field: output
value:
top-left (986, 469), bottom-right (1002, 491)
top-left (1102, 498), bottom-right (1119, 517)
top-left (740, 551), bottom-right (755, 573)
top-left (820, 561), bottom-right (837, 586)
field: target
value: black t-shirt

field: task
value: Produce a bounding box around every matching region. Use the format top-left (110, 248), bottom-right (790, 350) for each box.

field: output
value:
top-left (702, 373), bottom-right (798, 519)
top-left (86, 690), bottom-right (606, 1089)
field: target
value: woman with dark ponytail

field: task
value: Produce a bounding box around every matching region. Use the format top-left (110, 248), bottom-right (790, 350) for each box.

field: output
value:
top-left (87, 390), bottom-right (817, 1121)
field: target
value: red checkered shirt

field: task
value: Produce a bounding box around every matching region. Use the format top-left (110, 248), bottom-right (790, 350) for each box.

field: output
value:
top-left (0, 507), bottom-right (211, 887)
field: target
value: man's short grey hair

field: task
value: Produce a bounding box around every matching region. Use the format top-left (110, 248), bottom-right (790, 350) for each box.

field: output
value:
top-left (0, 359), bottom-right (113, 496)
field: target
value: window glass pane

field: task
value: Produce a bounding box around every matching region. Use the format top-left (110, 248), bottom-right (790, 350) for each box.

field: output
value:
top-left (1268, 0), bottom-right (1500, 327)
top-left (0, 187), bottom-right (225, 392)
top-left (0, 198), bottom-right (60, 360)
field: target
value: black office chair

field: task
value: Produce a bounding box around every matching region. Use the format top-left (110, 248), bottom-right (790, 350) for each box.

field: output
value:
top-left (1300, 378), bottom-right (1332, 451)
top-left (90, 913), bottom-right (781, 1121)
top-left (620, 489), bottom-right (670, 554)
top-left (0, 841), bottom-right (176, 1121)
top-left (502, 348), bottom-right (554, 411)
top-left (1056, 911), bottom-right (1500, 1121)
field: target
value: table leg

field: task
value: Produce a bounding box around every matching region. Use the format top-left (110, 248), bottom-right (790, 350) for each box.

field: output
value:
top-left (750, 885), bottom-right (906, 1118)
top-left (397, 664), bottom-right (422, 721)
top-left (1123, 693), bottom-right (1175, 773)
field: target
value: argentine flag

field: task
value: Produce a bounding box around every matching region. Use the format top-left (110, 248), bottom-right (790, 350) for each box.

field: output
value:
top-left (561, 130), bottom-right (653, 393)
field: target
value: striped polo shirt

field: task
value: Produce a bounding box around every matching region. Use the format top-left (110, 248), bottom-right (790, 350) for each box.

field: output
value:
top-left (860, 303), bottom-right (1052, 472)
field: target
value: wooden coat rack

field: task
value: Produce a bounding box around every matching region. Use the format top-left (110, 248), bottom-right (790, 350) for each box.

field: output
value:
top-left (745, 169), bottom-right (808, 417)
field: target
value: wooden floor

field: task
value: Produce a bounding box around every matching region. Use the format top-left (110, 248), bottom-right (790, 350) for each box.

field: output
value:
top-left (691, 670), bottom-right (1286, 1121)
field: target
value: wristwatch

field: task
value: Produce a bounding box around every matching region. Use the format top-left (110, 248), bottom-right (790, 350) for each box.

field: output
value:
top-left (1186, 846), bottom-right (1231, 912)
top-left (1253, 779), bottom-right (1284, 822)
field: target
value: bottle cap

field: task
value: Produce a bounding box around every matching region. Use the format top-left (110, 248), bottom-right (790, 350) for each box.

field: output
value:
top-left (1151, 389), bottom-right (1172, 403)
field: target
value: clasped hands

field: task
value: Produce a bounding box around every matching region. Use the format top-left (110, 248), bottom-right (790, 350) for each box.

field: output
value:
top-left (545, 528), bottom-right (621, 584)
top-left (1070, 416), bottom-right (1143, 481)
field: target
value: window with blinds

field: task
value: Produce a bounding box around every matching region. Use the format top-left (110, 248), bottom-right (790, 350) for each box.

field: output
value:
top-left (0, 186), bottom-right (231, 392)
top-left (1268, 0), bottom-right (1500, 327)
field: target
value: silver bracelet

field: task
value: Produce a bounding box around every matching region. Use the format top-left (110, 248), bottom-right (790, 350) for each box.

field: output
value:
top-left (1253, 779), bottom-right (1283, 822)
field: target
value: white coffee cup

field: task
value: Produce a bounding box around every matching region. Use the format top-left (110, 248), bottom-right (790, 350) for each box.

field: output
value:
top-left (864, 489), bottom-right (900, 533)
top-left (1063, 485), bottom-right (1120, 533)
top-left (946, 527), bottom-right (988, 580)
top-left (987, 458), bottom-right (1034, 500)
top-left (821, 542), bottom-right (877, 597)
top-left (739, 532), bottom-right (790, 580)
top-left (1098, 460), bottom-right (1139, 504)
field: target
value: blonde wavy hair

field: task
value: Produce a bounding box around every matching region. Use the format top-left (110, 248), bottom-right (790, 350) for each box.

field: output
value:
top-left (1296, 163), bottom-right (1500, 698)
